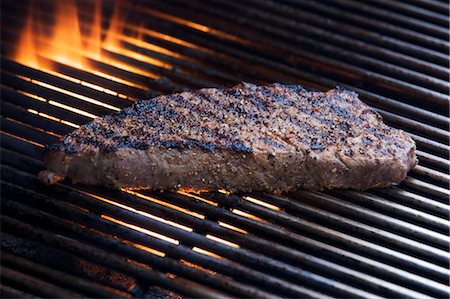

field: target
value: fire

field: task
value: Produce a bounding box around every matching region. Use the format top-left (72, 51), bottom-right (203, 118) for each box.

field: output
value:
top-left (86, 0), bottom-right (102, 59)
top-left (15, 0), bottom-right (92, 70)
top-left (50, 1), bottom-right (85, 68)
top-left (12, 0), bottom-right (164, 82)
top-left (14, 4), bottom-right (39, 68)
top-left (102, 1), bottom-right (130, 52)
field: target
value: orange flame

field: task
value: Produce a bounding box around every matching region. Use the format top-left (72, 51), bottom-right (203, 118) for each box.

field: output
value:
top-left (86, 0), bottom-right (102, 59)
top-left (50, 0), bottom-right (85, 68)
top-left (14, 4), bottom-right (39, 68)
top-left (103, 1), bottom-right (130, 51)
top-left (13, 0), bottom-right (134, 74)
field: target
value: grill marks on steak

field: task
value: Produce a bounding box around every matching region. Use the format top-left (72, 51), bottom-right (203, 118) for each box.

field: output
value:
top-left (41, 83), bottom-right (417, 192)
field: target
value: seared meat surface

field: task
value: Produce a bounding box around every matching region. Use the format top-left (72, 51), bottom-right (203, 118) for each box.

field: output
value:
top-left (40, 83), bottom-right (417, 192)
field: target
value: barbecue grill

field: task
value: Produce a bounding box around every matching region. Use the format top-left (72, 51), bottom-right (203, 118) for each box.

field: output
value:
top-left (1, 0), bottom-right (449, 298)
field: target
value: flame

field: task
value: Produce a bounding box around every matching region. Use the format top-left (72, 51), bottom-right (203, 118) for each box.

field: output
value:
top-left (50, 0), bottom-right (85, 68)
top-left (14, 4), bottom-right (39, 68)
top-left (86, 0), bottom-right (102, 59)
top-left (12, 0), bottom-right (161, 85)
top-left (103, 1), bottom-right (130, 51)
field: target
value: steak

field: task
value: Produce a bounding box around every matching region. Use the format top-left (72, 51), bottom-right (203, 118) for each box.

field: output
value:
top-left (40, 83), bottom-right (417, 193)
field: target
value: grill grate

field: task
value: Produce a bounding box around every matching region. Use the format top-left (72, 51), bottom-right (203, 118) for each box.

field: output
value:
top-left (1, 0), bottom-right (449, 298)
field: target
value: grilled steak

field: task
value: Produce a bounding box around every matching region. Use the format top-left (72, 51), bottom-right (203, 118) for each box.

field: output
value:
top-left (40, 83), bottom-right (417, 192)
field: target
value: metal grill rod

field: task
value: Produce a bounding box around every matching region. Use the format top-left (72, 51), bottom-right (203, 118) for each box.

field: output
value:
top-left (1, 154), bottom-right (448, 298)
top-left (368, 0), bottom-right (449, 27)
top-left (401, 177), bottom-right (450, 203)
top-left (250, 0), bottom-right (448, 65)
top-left (291, 1), bottom-right (448, 52)
top-left (1, 130), bottom-right (448, 298)
top-left (0, 182), bottom-right (334, 299)
top-left (2, 101), bottom-right (73, 136)
top-left (0, 266), bottom-right (83, 298)
top-left (1, 252), bottom-right (132, 298)
top-left (251, 192), bottom-right (448, 262)
top-left (0, 160), bottom-right (445, 299)
top-left (0, 284), bottom-right (40, 299)
top-left (163, 2), bottom-right (449, 106)
top-left (411, 0), bottom-right (449, 15)
top-left (374, 187), bottom-right (449, 217)
top-left (202, 192), bottom-right (448, 283)
top-left (1, 216), bottom-right (234, 299)
top-left (331, 0), bottom-right (448, 39)
top-left (1, 86), bottom-right (91, 125)
top-left (416, 150), bottom-right (449, 172)
top-left (3, 55), bottom-right (448, 153)
top-left (333, 190), bottom-right (449, 233)
top-left (2, 138), bottom-right (446, 298)
top-left (216, 0), bottom-right (449, 84)
top-left (1, 58), bottom-right (446, 172)
top-left (1, 199), bottom-right (283, 299)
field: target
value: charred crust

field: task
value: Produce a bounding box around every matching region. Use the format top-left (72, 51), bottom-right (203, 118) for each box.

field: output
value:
top-left (47, 83), bottom-right (415, 169)
top-left (231, 140), bottom-right (253, 153)
top-left (285, 85), bottom-right (305, 93)
top-left (329, 104), bottom-right (353, 120)
top-left (160, 140), bottom-right (186, 149)
top-left (263, 137), bottom-right (284, 149)
top-left (310, 140), bottom-right (325, 152)
top-left (334, 86), bottom-right (357, 95)
top-left (46, 143), bottom-right (63, 151)
top-left (133, 99), bottom-right (159, 112)
top-left (47, 142), bottom-right (79, 154)
top-left (186, 138), bottom-right (218, 151)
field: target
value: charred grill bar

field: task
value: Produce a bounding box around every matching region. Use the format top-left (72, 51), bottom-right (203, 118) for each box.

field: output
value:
top-left (1, 0), bottom-right (449, 298)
